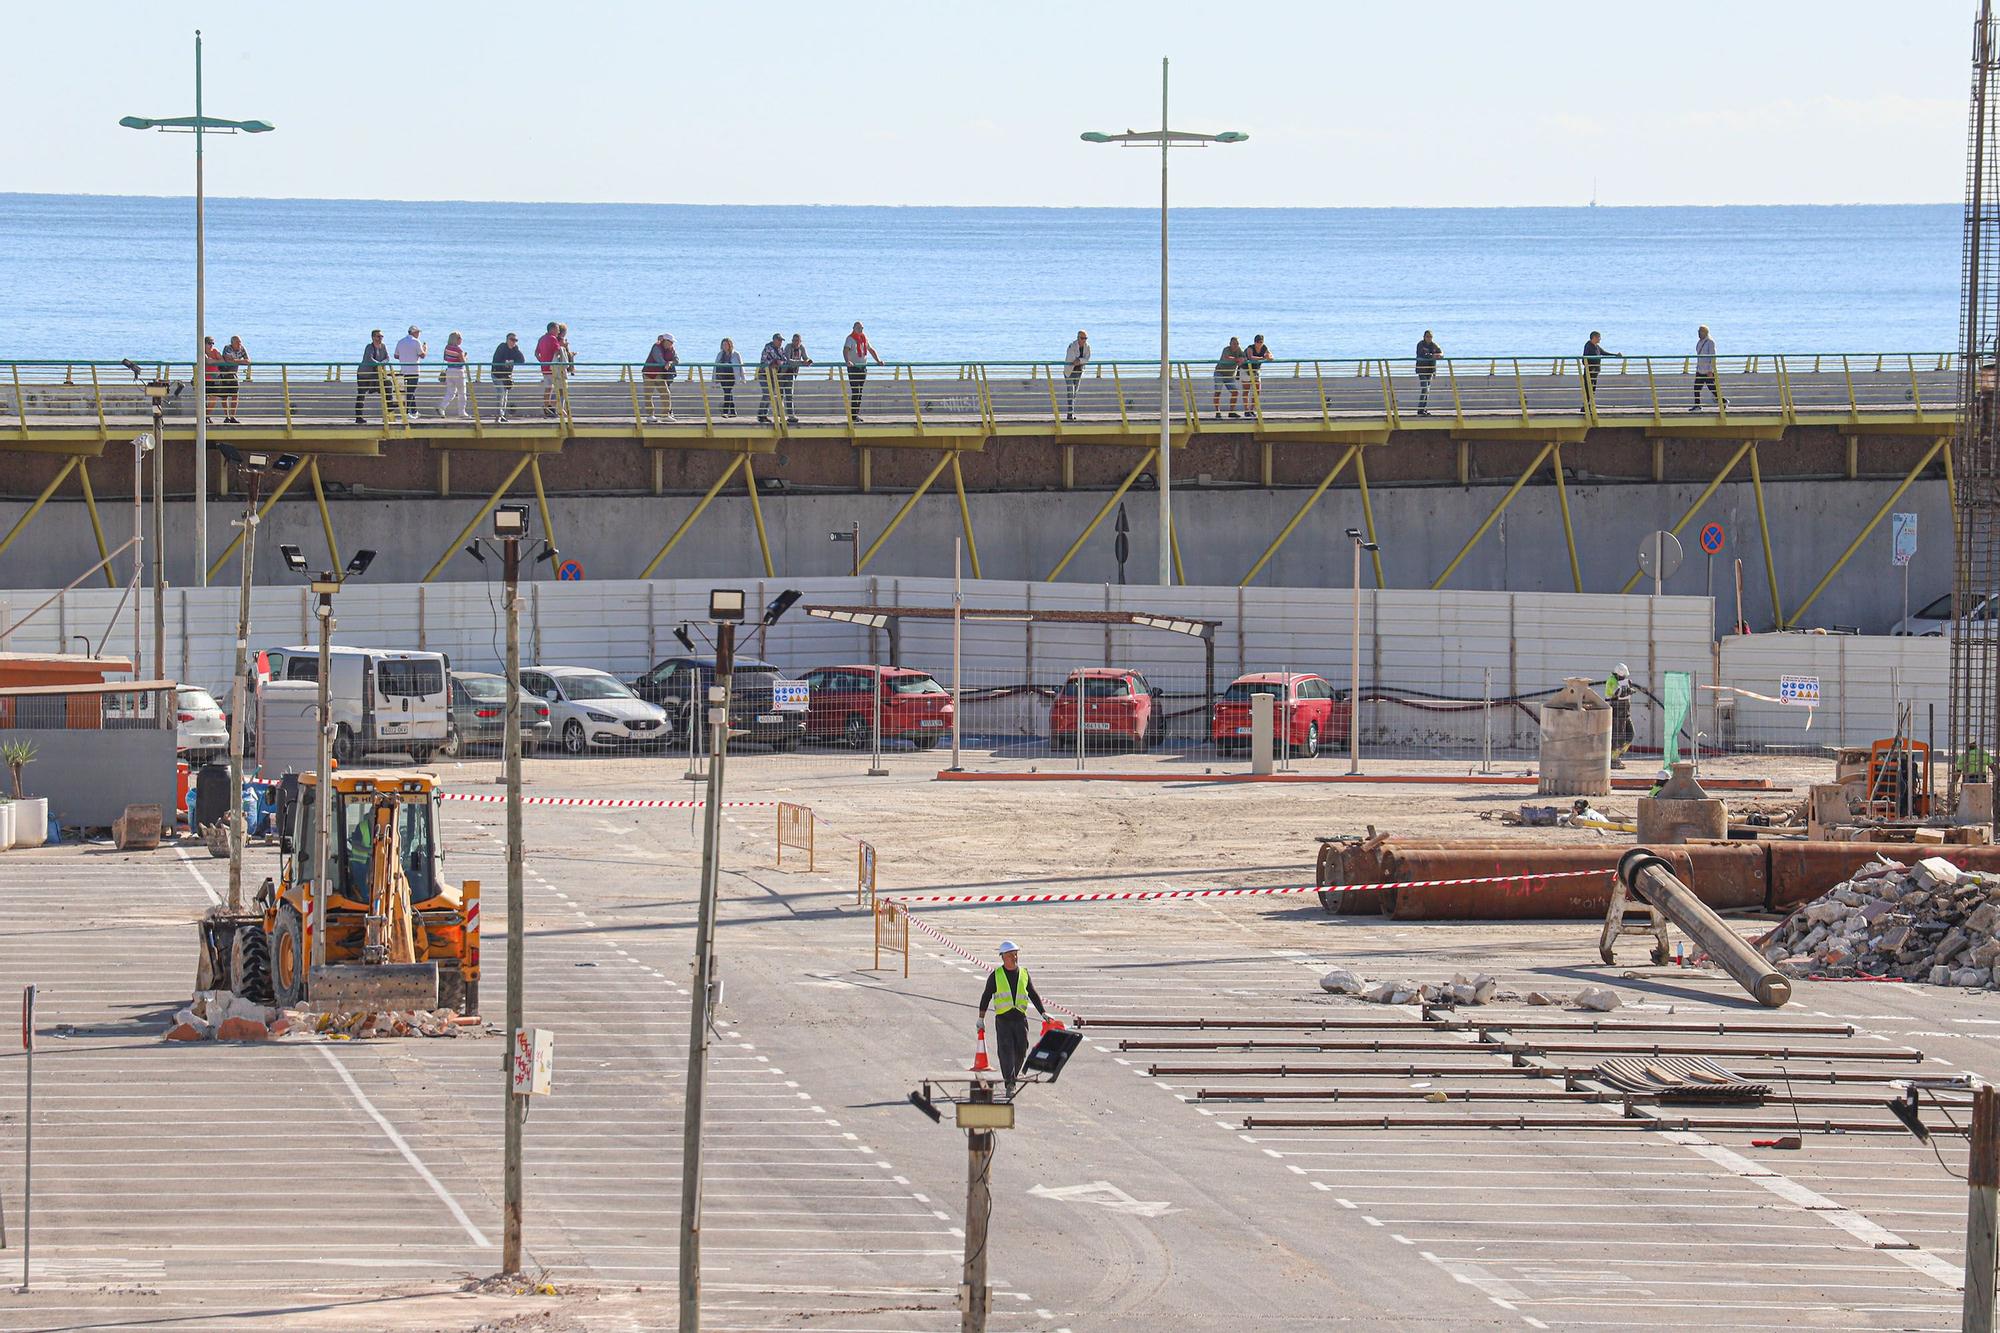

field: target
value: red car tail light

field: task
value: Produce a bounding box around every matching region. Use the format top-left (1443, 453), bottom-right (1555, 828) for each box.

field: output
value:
top-left (474, 708), bottom-right (500, 719)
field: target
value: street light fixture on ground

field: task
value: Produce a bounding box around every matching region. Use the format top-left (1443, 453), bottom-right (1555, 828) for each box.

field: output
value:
top-left (1082, 58), bottom-right (1247, 586)
top-left (120, 29), bottom-right (274, 586)
top-left (1346, 528), bottom-right (1379, 775)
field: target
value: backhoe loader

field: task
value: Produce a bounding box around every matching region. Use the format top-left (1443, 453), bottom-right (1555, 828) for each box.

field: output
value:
top-left (196, 771), bottom-right (480, 1014)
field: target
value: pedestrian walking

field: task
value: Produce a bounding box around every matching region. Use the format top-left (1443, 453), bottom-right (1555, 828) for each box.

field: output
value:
top-left (1582, 330), bottom-right (1621, 403)
top-left (756, 333), bottom-right (786, 424)
top-left (439, 332), bottom-right (470, 419)
top-left (714, 338), bottom-right (744, 418)
top-left (783, 334), bottom-right (812, 424)
top-left (1063, 330), bottom-right (1090, 421)
top-left (977, 940), bottom-right (1055, 1095)
top-left (354, 329), bottom-right (391, 423)
top-left (1691, 325), bottom-right (1724, 411)
top-left (535, 321), bottom-right (562, 417)
top-left (394, 325), bottom-right (427, 418)
top-left (203, 336), bottom-right (224, 424)
top-left (642, 334), bottom-right (679, 422)
top-left (843, 321), bottom-right (882, 421)
top-left (1243, 333), bottom-right (1273, 415)
top-left (1414, 330), bottom-right (1443, 416)
top-left (1212, 336), bottom-right (1246, 419)
top-left (490, 332), bottom-right (525, 421)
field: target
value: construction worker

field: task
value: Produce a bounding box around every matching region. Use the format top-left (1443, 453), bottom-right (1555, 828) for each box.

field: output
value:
top-left (1605, 663), bottom-right (1636, 768)
top-left (978, 940), bottom-right (1052, 1094)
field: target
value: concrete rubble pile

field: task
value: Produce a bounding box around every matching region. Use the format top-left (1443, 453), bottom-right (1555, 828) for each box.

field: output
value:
top-left (1757, 855), bottom-right (2000, 986)
top-left (164, 989), bottom-right (474, 1042)
top-left (1318, 966), bottom-right (1622, 1012)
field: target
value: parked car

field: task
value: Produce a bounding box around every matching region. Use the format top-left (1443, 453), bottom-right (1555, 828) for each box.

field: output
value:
top-left (1211, 672), bottom-right (1349, 758)
top-left (1889, 591), bottom-right (2000, 637)
top-left (521, 666), bottom-right (670, 754)
top-left (799, 665), bottom-right (954, 749)
top-left (442, 671), bottom-right (553, 756)
top-left (262, 645), bottom-right (451, 762)
top-left (175, 685), bottom-right (230, 762)
top-left (1048, 667), bottom-right (1161, 752)
top-left (630, 654), bottom-right (808, 750)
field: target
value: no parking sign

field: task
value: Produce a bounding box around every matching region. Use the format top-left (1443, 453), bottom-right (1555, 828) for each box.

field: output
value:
top-left (1699, 523), bottom-right (1725, 555)
top-left (557, 559), bottom-right (585, 582)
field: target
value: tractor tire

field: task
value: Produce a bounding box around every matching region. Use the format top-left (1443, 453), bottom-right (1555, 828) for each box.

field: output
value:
top-left (437, 963), bottom-right (468, 1014)
top-left (269, 905), bottom-right (307, 1009)
top-left (229, 923), bottom-right (273, 1003)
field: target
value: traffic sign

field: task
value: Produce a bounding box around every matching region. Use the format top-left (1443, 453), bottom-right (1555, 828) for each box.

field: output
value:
top-left (1699, 523), bottom-right (1725, 555)
top-left (1892, 512), bottom-right (1918, 567)
top-left (557, 559), bottom-right (585, 582)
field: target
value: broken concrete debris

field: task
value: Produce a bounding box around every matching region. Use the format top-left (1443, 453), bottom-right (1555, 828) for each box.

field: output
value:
top-left (1320, 967), bottom-right (1601, 1010)
top-left (1757, 855), bottom-right (2000, 986)
top-left (162, 988), bottom-right (475, 1042)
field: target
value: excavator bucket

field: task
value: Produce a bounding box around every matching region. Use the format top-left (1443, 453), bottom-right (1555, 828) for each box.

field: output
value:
top-left (309, 962), bottom-right (439, 1012)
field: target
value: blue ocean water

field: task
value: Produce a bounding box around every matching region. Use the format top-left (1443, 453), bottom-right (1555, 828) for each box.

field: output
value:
top-left (0, 194), bottom-right (1959, 364)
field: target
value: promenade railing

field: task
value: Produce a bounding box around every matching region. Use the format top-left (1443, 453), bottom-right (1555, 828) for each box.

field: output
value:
top-left (0, 353), bottom-right (1962, 436)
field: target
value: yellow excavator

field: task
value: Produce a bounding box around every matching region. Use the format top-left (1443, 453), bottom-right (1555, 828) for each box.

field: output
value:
top-left (196, 770), bottom-right (480, 1014)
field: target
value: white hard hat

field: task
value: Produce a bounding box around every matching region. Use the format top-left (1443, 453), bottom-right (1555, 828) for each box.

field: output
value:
top-left (1613, 663), bottom-right (1630, 677)
top-left (998, 940), bottom-right (1019, 955)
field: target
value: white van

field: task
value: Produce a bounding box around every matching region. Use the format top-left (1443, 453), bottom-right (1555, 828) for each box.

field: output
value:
top-left (262, 646), bottom-right (451, 762)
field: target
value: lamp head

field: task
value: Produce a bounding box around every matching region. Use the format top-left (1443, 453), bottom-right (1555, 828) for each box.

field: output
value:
top-left (709, 588), bottom-right (746, 623)
top-left (1346, 528), bottom-right (1362, 540)
top-left (1214, 131), bottom-right (1249, 143)
top-left (673, 623), bottom-right (697, 652)
top-left (239, 120), bottom-right (275, 134)
top-left (277, 544), bottom-right (307, 574)
top-left (118, 115), bottom-right (157, 130)
top-left (762, 589), bottom-right (803, 627)
top-left (345, 549), bottom-right (376, 578)
top-left (492, 503), bottom-right (528, 539)
top-left (462, 542), bottom-right (486, 565)
top-left (1079, 131), bottom-right (1113, 143)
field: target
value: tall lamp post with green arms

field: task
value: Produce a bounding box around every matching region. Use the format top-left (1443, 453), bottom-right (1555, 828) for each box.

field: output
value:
top-left (119, 29), bottom-right (274, 587)
top-left (1083, 57), bottom-right (1245, 586)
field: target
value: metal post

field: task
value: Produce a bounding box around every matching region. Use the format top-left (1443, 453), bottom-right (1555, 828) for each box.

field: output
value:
top-left (1481, 666), bottom-right (1493, 775)
top-left (1075, 676), bottom-right (1086, 772)
top-left (851, 519), bottom-right (861, 577)
top-left (682, 666), bottom-right (703, 783)
top-left (679, 619), bottom-right (734, 1331)
top-left (951, 537), bottom-right (963, 771)
top-left (1966, 1083), bottom-right (1999, 1333)
top-left (151, 404), bottom-right (165, 681)
top-left (193, 30), bottom-right (209, 585)
top-left (312, 587), bottom-right (332, 969)
top-left (501, 535), bottom-right (525, 1273)
top-left (1349, 537), bottom-right (1364, 774)
top-left (130, 436), bottom-right (143, 682)
top-left (1654, 530), bottom-right (1664, 600)
top-left (19, 985), bottom-right (32, 1295)
top-left (1903, 558), bottom-right (1911, 635)
top-left (1157, 56), bottom-right (1173, 588)
top-left (1279, 665), bottom-right (1292, 772)
top-left (961, 1086), bottom-right (995, 1332)
top-left (224, 472), bottom-right (260, 911)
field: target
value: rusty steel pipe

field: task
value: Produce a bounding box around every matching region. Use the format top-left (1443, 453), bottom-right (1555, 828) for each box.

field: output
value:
top-left (1620, 848), bottom-right (1792, 1008)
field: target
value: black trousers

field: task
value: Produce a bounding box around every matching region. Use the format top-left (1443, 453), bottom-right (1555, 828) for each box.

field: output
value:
top-left (994, 1012), bottom-right (1030, 1090)
top-left (847, 364), bottom-right (868, 417)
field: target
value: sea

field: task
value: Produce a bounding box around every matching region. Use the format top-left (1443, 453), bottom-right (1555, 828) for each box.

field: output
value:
top-left (0, 194), bottom-right (1961, 365)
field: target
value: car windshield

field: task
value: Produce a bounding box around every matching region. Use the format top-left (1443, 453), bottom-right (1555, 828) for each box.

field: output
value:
top-left (561, 674), bottom-right (635, 701)
top-left (1221, 681), bottom-right (1286, 702)
top-left (1917, 594), bottom-right (1954, 620)
top-left (177, 688), bottom-right (223, 714)
top-left (1059, 677), bottom-right (1129, 699)
top-left (887, 674), bottom-right (945, 695)
top-left (459, 677), bottom-right (505, 701)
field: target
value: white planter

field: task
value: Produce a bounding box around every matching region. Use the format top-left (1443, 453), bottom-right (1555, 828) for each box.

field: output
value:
top-left (0, 803), bottom-right (14, 851)
top-left (11, 798), bottom-right (46, 848)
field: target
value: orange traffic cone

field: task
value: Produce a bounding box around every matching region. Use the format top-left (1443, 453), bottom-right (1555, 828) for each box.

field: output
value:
top-left (1040, 1016), bottom-right (1065, 1038)
top-left (970, 1025), bottom-right (993, 1073)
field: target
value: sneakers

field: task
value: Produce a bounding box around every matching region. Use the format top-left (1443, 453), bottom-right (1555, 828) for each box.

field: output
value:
top-left (665, 413), bottom-right (679, 422)
top-left (788, 416), bottom-right (802, 426)
top-left (1227, 411), bottom-right (1241, 419)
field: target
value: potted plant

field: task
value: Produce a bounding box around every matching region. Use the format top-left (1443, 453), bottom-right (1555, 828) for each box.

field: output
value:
top-left (2, 740), bottom-right (43, 850)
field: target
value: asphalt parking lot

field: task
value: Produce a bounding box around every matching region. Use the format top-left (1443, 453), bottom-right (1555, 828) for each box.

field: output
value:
top-left (0, 750), bottom-right (1993, 1330)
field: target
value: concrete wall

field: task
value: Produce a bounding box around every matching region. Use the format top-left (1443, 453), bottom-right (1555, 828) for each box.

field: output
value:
top-left (4, 729), bottom-right (179, 829)
top-left (0, 470), bottom-right (1953, 637)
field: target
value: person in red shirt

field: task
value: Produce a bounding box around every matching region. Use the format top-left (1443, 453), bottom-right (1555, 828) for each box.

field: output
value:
top-left (535, 321), bottom-right (562, 417)
top-left (202, 336), bottom-right (224, 424)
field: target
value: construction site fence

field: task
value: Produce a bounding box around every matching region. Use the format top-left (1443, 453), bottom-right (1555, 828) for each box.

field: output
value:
top-left (0, 352), bottom-right (1963, 432)
top-left (0, 575), bottom-right (1955, 769)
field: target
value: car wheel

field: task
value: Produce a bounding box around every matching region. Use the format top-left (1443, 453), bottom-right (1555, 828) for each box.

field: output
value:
top-left (1302, 721), bottom-right (1320, 759)
top-left (331, 724), bottom-right (356, 763)
top-left (439, 726), bottom-right (461, 758)
top-left (410, 744), bottom-right (434, 763)
top-left (912, 734), bottom-right (942, 751)
top-left (844, 714), bottom-right (870, 750)
top-left (562, 720), bottom-right (588, 755)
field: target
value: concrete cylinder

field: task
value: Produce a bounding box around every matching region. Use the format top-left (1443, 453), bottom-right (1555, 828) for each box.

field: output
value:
top-left (1537, 676), bottom-right (1611, 796)
top-left (1636, 760), bottom-right (1729, 844)
top-left (1250, 693), bottom-right (1275, 776)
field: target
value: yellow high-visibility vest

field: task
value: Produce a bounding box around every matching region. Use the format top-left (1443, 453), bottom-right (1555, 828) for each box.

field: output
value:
top-left (991, 966), bottom-right (1031, 1016)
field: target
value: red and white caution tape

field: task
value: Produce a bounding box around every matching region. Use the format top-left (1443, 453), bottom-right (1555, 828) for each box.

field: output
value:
top-left (438, 792), bottom-right (776, 811)
top-left (884, 867), bottom-right (1611, 908)
top-left (898, 908), bottom-right (1084, 1023)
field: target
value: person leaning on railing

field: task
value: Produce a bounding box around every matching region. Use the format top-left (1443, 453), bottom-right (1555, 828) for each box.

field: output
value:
top-left (1582, 331), bottom-right (1621, 402)
top-left (756, 333), bottom-right (786, 424)
top-left (714, 337), bottom-right (743, 419)
top-left (783, 334), bottom-right (812, 424)
top-left (1063, 330), bottom-right (1090, 421)
top-left (490, 332), bottom-right (524, 422)
top-left (354, 328), bottom-right (391, 423)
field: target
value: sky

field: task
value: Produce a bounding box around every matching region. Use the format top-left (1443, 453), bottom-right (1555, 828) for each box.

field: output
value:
top-left (0, 2), bottom-right (1975, 208)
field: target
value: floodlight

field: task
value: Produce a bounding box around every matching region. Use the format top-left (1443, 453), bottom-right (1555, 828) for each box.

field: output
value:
top-left (709, 588), bottom-right (746, 622)
top-left (493, 504), bottom-right (529, 538)
top-left (908, 1085), bottom-right (942, 1123)
top-left (345, 549), bottom-right (376, 578)
top-left (239, 120), bottom-right (275, 133)
top-left (763, 589), bottom-right (803, 626)
top-left (673, 623), bottom-right (697, 652)
top-left (463, 542), bottom-right (486, 565)
top-left (242, 451), bottom-right (273, 469)
top-left (278, 544), bottom-right (307, 574)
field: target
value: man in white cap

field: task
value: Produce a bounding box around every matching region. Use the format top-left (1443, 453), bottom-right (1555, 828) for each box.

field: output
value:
top-left (977, 940), bottom-right (1052, 1094)
top-left (394, 325), bottom-right (427, 418)
top-left (1604, 663), bottom-right (1635, 768)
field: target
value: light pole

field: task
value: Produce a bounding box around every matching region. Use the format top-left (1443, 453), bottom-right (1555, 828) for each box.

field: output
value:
top-left (221, 450), bottom-right (296, 911)
top-left (129, 434), bottom-right (149, 680)
top-left (120, 29), bottom-right (274, 586)
top-left (143, 381), bottom-right (170, 680)
top-left (1083, 59), bottom-right (1246, 586)
top-left (1345, 528), bottom-right (1379, 775)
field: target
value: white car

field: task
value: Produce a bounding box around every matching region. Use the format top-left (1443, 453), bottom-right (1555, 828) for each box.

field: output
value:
top-left (521, 666), bottom-right (671, 754)
top-left (176, 686), bottom-right (230, 762)
top-left (1889, 592), bottom-right (1998, 637)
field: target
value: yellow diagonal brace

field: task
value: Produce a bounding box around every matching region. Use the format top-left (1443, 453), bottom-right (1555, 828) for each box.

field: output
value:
top-left (1551, 442), bottom-right (1581, 593)
top-left (1785, 436), bottom-right (1949, 628)
top-left (422, 454), bottom-right (533, 583)
top-left (530, 455), bottom-right (557, 558)
top-left (0, 457), bottom-right (79, 564)
top-left (1355, 447), bottom-right (1384, 587)
top-left (1616, 438), bottom-right (1755, 594)
top-left (951, 454), bottom-right (983, 580)
top-left (1046, 447), bottom-right (1158, 581)
top-left (1240, 445), bottom-right (1358, 586)
top-left (1430, 441), bottom-right (1559, 590)
top-left (742, 455), bottom-right (774, 578)
top-left (1170, 514), bottom-right (1185, 585)
top-left (308, 457), bottom-right (340, 571)
top-left (75, 458), bottom-right (116, 588)
top-left (640, 455), bottom-right (745, 579)
top-left (858, 451), bottom-right (956, 573)
top-left (1749, 443), bottom-right (1783, 628)
top-left (207, 460), bottom-right (308, 581)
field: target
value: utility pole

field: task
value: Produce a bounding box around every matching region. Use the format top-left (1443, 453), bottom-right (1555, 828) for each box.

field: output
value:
top-left (500, 513), bottom-right (526, 1273)
top-left (1968, 1083), bottom-right (1999, 1333)
top-left (680, 590), bottom-right (744, 1330)
top-left (311, 578), bottom-right (334, 969)
top-left (130, 435), bottom-right (146, 680)
top-left (224, 467), bottom-right (264, 911)
top-left (961, 1084), bottom-right (996, 1332)
top-left (1346, 528), bottom-right (1378, 775)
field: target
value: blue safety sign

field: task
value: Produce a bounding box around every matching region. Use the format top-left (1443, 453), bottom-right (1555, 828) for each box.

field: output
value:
top-left (557, 560), bottom-right (585, 581)
top-left (1699, 523), bottom-right (1725, 555)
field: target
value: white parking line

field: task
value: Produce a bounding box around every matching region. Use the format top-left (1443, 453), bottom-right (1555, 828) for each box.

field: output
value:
top-left (315, 1047), bottom-right (493, 1249)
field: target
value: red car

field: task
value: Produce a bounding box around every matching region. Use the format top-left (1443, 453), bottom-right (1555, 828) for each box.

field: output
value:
top-left (1048, 668), bottom-right (1161, 752)
top-left (800, 665), bottom-right (954, 749)
top-left (1211, 672), bottom-right (1349, 758)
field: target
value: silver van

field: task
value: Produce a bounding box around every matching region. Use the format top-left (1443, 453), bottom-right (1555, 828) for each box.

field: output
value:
top-left (262, 646), bottom-right (451, 762)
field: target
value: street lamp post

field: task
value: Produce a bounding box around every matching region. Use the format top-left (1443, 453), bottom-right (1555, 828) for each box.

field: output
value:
top-left (220, 451), bottom-right (296, 911)
top-left (1082, 59), bottom-right (1246, 587)
top-left (1345, 528), bottom-right (1379, 775)
top-left (120, 30), bottom-right (274, 586)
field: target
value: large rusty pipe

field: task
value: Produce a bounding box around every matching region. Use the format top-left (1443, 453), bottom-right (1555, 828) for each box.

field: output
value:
top-left (1620, 848), bottom-right (1792, 1008)
top-left (1361, 845), bottom-right (1767, 919)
